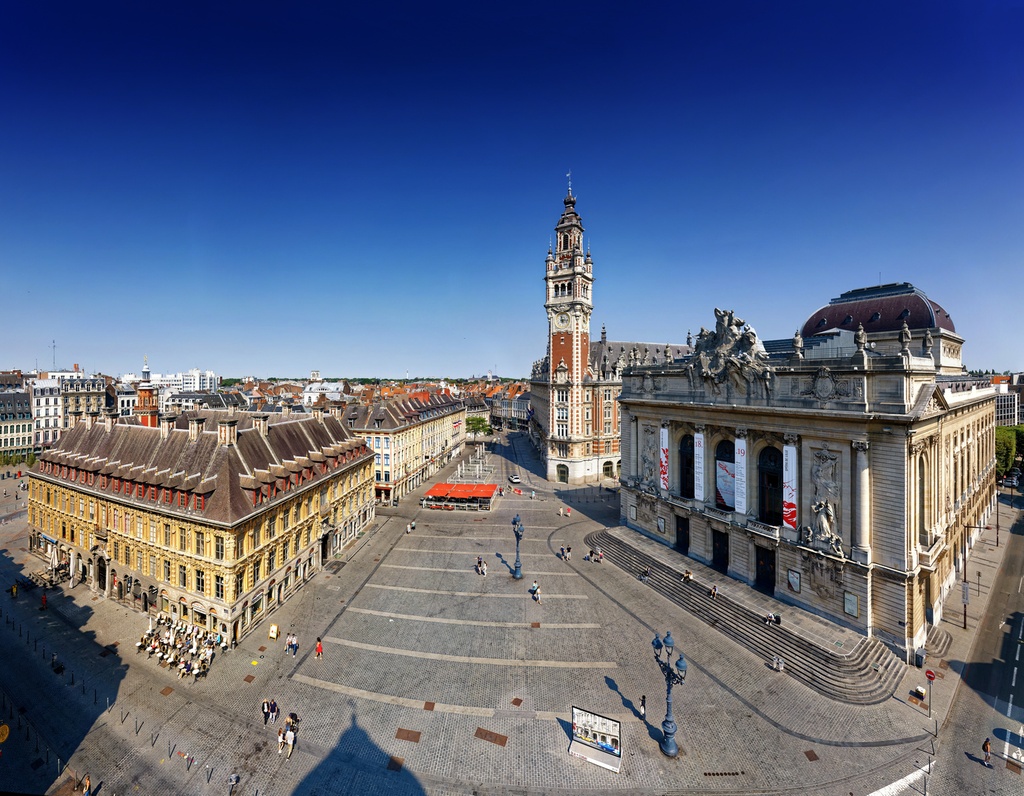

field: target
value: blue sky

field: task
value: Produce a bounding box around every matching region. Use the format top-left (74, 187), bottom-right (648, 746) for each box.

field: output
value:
top-left (2, 1), bottom-right (1022, 379)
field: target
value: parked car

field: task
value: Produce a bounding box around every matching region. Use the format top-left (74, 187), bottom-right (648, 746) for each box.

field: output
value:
top-left (508, 474), bottom-right (521, 484)
top-left (1004, 476), bottom-right (1019, 489)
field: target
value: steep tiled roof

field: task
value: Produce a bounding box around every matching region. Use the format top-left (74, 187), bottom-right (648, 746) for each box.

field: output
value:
top-left (35, 412), bottom-right (369, 527)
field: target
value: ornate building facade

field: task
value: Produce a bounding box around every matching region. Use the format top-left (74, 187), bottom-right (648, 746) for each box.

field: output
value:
top-left (618, 283), bottom-right (997, 661)
top-left (27, 407), bottom-right (375, 643)
top-left (529, 186), bottom-right (686, 484)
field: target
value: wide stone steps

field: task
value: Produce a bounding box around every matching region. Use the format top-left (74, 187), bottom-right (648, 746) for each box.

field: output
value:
top-left (586, 530), bottom-right (905, 705)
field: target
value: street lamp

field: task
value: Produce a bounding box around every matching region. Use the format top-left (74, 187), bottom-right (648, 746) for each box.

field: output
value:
top-left (511, 515), bottom-right (524, 580)
top-left (651, 631), bottom-right (688, 757)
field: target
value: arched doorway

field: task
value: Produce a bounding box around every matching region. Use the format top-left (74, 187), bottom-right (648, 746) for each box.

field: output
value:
top-left (603, 460), bottom-right (614, 478)
top-left (556, 464), bottom-right (569, 483)
top-left (96, 556), bottom-right (107, 592)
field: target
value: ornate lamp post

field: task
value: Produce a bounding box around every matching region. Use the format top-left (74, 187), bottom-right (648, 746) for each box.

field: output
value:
top-left (651, 631), bottom-right (687, 757)
top-left (512, 515), bottom-right (524, 580)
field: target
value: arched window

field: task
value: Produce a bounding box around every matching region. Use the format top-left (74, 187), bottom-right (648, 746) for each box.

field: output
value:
top-left (715, 440), bottom-right (735, 510)
top-left (757, 447), bottom-right (783, 525)
top-left (679, 435), bottom-right (695, 499)
top-left (562, 233), bottom-right (569, 250)
top-left (556, 464), bottom-right (569, 484)
top-left (603, 461), bottom-right (614, 478)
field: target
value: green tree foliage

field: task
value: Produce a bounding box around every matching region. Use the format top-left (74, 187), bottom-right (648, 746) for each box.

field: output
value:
top-left (466, 417), bottom-right (492, 437)
top-left (996, 426), bottom-right (1016, 474)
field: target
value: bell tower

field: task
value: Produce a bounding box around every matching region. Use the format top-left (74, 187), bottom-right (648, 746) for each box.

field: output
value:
top-left (134, 356), bottom-right (159, 428)
top-left (543, 179), bottom-right (595, 461)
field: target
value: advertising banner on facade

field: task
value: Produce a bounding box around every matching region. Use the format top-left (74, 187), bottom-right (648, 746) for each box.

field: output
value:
top-left (783, 444), bottom-right (798, 529)
top-left (716, 459), bottom-right (736, 509)
top-left (734, 437), bottom-right (747, 514)
top-left (568, 706), bottom-right (622, 772)
top-left (659, 426), bottom-right (669, 491)
top-left (694, 432), bottom-right (705, 502)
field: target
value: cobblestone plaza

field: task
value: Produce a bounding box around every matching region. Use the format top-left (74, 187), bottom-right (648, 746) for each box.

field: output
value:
top-left (0, 442), bottom-right (1009, 795)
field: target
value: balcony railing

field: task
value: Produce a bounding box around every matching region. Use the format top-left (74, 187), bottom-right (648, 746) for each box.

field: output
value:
top-left (745, 518), bottom-right (781, 540)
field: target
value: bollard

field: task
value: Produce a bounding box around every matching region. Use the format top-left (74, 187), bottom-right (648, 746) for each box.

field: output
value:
top-left (106, 696), bottom-right (109, 712)
top-left (206, 764), bottom-right (212, 783)
top-left (151, 731), bottom-right (157, 747)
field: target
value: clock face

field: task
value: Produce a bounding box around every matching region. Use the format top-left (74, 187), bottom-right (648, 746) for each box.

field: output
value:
top-left (555, 313), bottom-right (570, 329)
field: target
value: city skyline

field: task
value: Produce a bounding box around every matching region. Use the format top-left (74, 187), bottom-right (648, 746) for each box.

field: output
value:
top-left (2, 2), bottom-right (1022, 378)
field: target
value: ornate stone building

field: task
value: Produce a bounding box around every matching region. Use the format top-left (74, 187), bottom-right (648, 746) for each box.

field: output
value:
top-left (618, 283), bottom-right (996, 661)
top-left (27, 407), bottom-right (375, 643)
top-left (529, 185), bottom-right (687, 484)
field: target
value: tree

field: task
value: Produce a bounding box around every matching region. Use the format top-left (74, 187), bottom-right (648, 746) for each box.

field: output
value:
top-left (466, 417), bottom-right (492, 438)
top-left (996, 426), bottom-right (1016, 474)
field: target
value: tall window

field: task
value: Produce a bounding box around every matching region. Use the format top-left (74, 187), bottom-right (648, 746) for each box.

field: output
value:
top-left (215, 575), bottom-right (224, 600)
top-left (757, 447), bottom-right (783, 525)
top-left (215, 536), bottom-right (225, 560)
top-left (715, 440), bottom-right (735, 510)
top-left (178, 565), bottom-right (187, 588)
top-left (195, 569), bottom-right (205, 594)
top-left (679, 435), bottom-right (695, 499)
top-left (195, 531), bottom-right (205, 557)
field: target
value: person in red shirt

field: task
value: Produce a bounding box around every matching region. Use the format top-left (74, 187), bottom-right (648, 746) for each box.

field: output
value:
top-left (315, 638), bottom-right (323, 659)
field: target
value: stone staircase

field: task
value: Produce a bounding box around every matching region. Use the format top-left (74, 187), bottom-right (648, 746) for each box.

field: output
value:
top-left (586, 529), bottom-right (905, 705)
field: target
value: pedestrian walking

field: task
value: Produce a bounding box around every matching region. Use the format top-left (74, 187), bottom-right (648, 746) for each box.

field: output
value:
top-left (476, 556), bottom-right (483, 574)
top-left (639, 695), bottom-right (646, 718)
top-left (534, 585), bottom-right (542, 604)
top-left (566, 507), bottom-right (571, 517)
top-left (41, 592), bottom-right (47, 610)
top-left (559, 545), bottom-right (565, 559)
top-left (315, 638), bottom-right (323, 659)
top-left (292, 635), bottom-right (299, 657)
top-left (278, 727), bottom-right (285, 753)
top-left (406, 523), bottom-right (411, 534)
top-left (269, 699), bottom-right (279, 723)
top-left (565, 546), bottom-right (571, 561)
top-left (286, 727), bottom-right (296, 759)
top-left (481, 561), bottom-right (487, 576)
top-left (983, 737), bottom-right (992, 767)
top-left (262, 698), bottom-right (271, 726)
top-left (558, 507), bottom-right (563, 517)
top-left (531, 580), bottom-right (538, 594)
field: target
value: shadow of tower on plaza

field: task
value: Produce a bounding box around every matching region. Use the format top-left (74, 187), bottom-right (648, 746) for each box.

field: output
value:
top-left (293, 708), bottom-right (427, 796)
top-left (0, 544), bottom-right (128, 796)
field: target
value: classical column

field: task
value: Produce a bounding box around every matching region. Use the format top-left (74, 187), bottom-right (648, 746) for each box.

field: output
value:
top-left (852, 441), bottom-right (870, 563)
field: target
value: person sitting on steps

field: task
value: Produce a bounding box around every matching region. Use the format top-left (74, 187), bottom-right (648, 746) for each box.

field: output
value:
top-left (681, 570), bottom-right (692, 583)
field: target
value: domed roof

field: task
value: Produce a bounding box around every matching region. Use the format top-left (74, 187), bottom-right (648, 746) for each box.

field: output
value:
top-left (801, 283), bottom-right (955, 339)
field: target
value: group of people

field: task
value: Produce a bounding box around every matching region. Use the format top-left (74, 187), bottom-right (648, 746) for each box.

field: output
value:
top-left (475, 556), bottom-right (488, 576)
top-left (558, 545), bottom-right (573, 561)
top-left (284, 632), bottom-right (300, 656)
top-left (136, 617), bottom-right (222, 682)
top-left (261, 699), bottom-right (300, 759)
top-left (529, 580), bottom-right (542, 604)
top-left (584, 548), bottom-right (603, 563)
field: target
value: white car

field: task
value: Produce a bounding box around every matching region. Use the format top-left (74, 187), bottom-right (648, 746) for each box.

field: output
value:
top-left (508, 474), bottom-right (521, 484)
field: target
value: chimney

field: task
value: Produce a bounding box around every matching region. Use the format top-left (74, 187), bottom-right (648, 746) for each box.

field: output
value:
top-left (160, 415), bottom-right (174, 440)
top-left (254, 413), bottom-right (269, 438)
top-left (312, 406), bottom-right (325, 423)
top-left (188, 416), bottom-right (206, 442)
top-left (84, 411), bottom-right (97, 430)
top-left (228, 403), bottom-right (236, 417)
top-left (218, 419), bottom-right (238, 447)
top-left (104, 412), bottom-right (114, 432)
top-left (281, 405), bottom-right (291, 417)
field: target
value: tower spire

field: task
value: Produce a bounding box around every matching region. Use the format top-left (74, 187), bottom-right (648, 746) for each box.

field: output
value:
top-left (566, 170), bottom-right (572, 195)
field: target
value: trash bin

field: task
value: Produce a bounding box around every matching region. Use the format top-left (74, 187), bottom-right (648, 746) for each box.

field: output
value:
top-left (915, 648), bottom-right (926, 668)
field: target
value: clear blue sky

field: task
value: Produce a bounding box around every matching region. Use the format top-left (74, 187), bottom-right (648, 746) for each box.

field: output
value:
top-left (2, 2), bottom-right (1021, 379)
